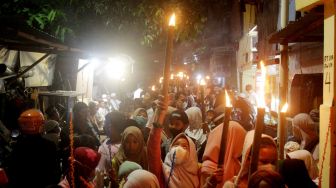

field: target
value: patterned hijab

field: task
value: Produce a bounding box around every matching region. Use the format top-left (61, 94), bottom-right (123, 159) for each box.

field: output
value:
top-left (114, 126), bottom-right (148, 170)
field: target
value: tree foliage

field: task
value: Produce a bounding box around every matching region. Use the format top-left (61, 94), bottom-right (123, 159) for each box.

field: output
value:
top-left (1, 0), bottom-right (228, 45)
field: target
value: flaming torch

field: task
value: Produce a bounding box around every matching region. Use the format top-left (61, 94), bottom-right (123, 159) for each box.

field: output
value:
top-left (249, 61), bottom-right (267, 178)
top-left (217, 90), bottom-right (233, 167)
top-left (154, 13), bottom-right (175, 125)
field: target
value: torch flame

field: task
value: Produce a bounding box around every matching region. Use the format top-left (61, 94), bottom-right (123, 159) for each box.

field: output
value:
top-left (199, 79), bottom-right (206, 86)
top-left (178, 72), bottom-right (184, 79)
top-left (260, 61), bottom-right (266, 77)
top-left (151, 85), bottom-right (156, 91)
top-left (169, 13), bottom-right (176, 27)
top-left (257, 61), bottom-right (266, 108)
top-left (170, 74), bottom-right (174, 80)
top-left (281, 103), bottom-right (288, 112)
top-left (225, 90), bottom-right (232, 107)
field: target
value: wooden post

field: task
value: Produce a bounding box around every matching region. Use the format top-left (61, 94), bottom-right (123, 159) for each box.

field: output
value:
top-left (320, 1), bottom-right (336, 187)
top-left (278, 0), bottom-right (289, 161)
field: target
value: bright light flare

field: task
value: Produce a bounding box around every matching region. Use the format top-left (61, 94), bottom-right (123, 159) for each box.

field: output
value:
top-left (281, 103), bottom-right (288, 113)
top-left (90, 58), bottom-right (99, 65)
top-left (106, 57), bottom-right (126, 80)
top-left (225, 90), bottom-right (232, 107)
top-left (206, 76), bottom-right (210, 80)
top-left (169, 13), bottom-right (176, 27)
top-left (151, 85), bottom-right (156, 91)
top-left (159, 77), bottom-right (163, 83)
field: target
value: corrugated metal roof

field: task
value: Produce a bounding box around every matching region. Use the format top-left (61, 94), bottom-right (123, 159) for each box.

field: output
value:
top-left (269, 12), bottom-right (323, 44)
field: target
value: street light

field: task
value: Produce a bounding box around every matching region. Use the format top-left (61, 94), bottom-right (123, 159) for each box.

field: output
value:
top-left (105, 55), bottom-right (133, 81)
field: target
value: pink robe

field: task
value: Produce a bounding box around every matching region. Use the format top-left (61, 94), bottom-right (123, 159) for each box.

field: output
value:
top-left (202, 121), bottom-right (247, 188)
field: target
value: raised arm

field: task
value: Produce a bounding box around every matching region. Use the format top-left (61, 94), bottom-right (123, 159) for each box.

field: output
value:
top-left (147, 97), bottom-right (168, 188)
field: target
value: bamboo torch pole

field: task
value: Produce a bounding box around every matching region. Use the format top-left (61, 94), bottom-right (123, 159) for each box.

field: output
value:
top-left (154, 13), bottom-right (175, 125)
top-left (217, 90), bottom-right (233, 167)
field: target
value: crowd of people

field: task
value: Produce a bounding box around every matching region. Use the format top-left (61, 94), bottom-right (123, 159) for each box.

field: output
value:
top-left (0, 85), bottom-right (320, 188)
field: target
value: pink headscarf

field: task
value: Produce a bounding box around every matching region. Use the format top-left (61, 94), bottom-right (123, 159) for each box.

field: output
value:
top-left (163, 133), bottom-right (200, 188)
top-left (202, 121), bottom-right (247, 187)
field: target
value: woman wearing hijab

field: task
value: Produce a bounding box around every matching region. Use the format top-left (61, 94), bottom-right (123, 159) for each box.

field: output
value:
top-left (148, 125), bottom-right (200, 188)
top-left (185, 107), bottom-right (207, 160)
top-left (201, 121), bottom-right (247, 188)
top-left (292, 113), bottom-right (319, 152)
top-left (131, 108), bottom-right (148, 127)
top-left (111, 126), bottom-right (148, 186)
top-left (223, 130), bottom-right (278, 188)
top-left (131, 108), bottom-right (150, 141)
top-left (123, 169), bottom-right (160, 188)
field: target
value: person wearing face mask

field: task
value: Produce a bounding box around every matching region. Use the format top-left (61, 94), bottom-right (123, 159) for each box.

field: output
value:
top-left (131, 108), bottom-right (148, 127)
top-left (149, 131), bottom-right (200, 188)
top-left (223, 130), bottom-right (278, 188)
top-left (130, 108), bottom-right (151, 142)
top-left (160, 110), bottom-right (189, 161)
top-left (147, 98), bottom-right (200, 188)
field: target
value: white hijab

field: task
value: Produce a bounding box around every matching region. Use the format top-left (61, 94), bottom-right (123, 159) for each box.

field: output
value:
top-left (185, 107), bottom-right (206, 146)
top-left (163, 133), bottom-right (200, 188)
top-left (185, 107), bottom-right (202, 130)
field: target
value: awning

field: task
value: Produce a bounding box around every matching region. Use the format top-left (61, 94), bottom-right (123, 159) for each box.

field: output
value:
top-left (269, 12), bottom-right (323, 45)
